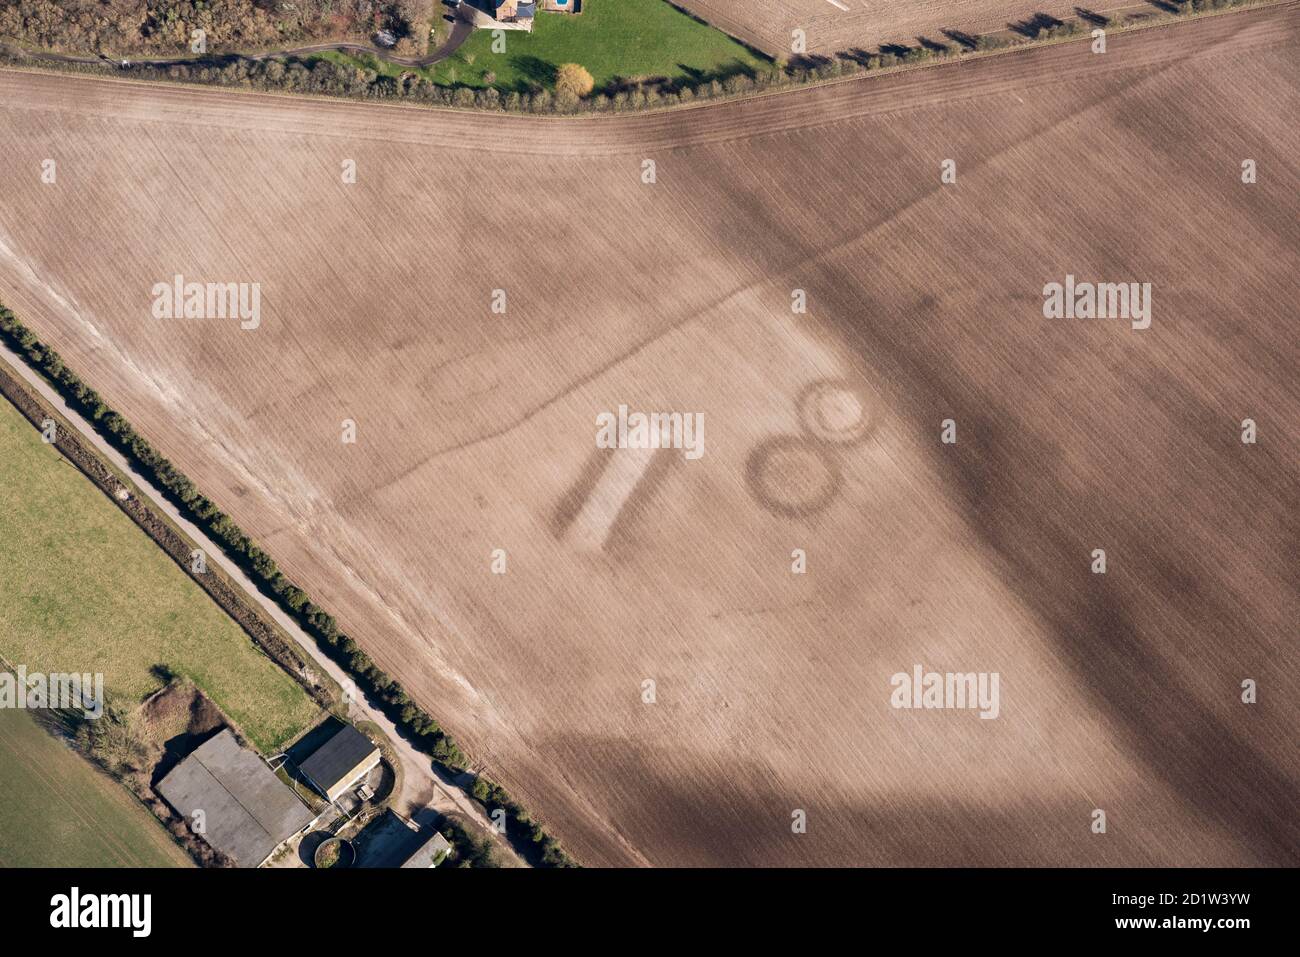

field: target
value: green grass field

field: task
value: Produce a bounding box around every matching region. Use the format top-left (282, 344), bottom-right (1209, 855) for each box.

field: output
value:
top-left (0, 707), bottom-right (191, 867)
top-left (0, 397), bottom-right (319, 752)
top-left (315, 0), bottom-right (767, 92)
top-left (439, 0), bottom-right (767, 90)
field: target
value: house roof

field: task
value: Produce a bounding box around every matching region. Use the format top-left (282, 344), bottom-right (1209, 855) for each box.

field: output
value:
top-left (157, 729), bottom-right (312, 866)
top-left (402, 830), bottom-right (453, 868)
top-left (298, 723), bottom-right (379, 791)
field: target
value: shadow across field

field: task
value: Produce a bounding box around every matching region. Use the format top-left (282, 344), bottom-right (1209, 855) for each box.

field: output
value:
top-left (940, 28), bottom-right (980, 50)
top-left (1074, 6), bottom-right (1111, 26)
top-left (486, 52), bottom-right (762, 98)
top-left (549, 733), bottom-right (1128, 865)
top-left (661, 68), bottom-right (1300, 865)
top-left (1009, 12), bottom-right (1067, 38)
top-left (508, 54), bottom-right (558, 90)
top-left (803, 275), bottom-right (1300, 869)
top-left (600, 58), bottom-right (760, 99)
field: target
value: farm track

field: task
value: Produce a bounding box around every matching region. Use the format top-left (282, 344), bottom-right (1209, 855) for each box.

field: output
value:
top-left (0, 3), bottom-right (1296, 867)
top-left (0, 347), bottom-right (529, 867)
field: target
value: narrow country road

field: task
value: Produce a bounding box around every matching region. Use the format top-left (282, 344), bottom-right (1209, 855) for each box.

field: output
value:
top-left (0, 339), bottom-right (527, 868)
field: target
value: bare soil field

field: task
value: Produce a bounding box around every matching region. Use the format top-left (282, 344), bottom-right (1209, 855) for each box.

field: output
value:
top-left (677, 0), bottom-right (1137, 56)
top-left (0, 5), bottom-right (1296, 866)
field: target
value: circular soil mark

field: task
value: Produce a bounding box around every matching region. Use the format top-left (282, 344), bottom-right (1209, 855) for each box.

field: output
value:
top-left (746, 436), bottom-right (842, 519)
top-left (797, 378), bottom-right (876, 445)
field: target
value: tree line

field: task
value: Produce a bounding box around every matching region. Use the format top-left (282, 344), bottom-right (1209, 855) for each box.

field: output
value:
top-left (0, 1), bottom-right (434, 57)
top-left (2, 0), bottom-right (1266, 115)
top-left (0, 302), bottom-right (574, 868)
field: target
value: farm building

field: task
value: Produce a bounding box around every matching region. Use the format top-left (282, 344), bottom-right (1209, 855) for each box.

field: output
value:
top-left (402, 829), bottom-right (453, 868)
top-left (157, 728), bottom-right (315, 867)
top-left (497, 0), bottom-right (538, 20)
top-left (297, 723), bottom-right (382, 803)
top-left (458, 0), bottom-right (536, 31)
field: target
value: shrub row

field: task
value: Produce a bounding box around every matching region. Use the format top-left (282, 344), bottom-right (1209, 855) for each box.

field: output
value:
top-left (0, 0), bottom-right (432, 58)
top-left (470, 776), bottom-right (570, 867)
top-left (0, 302), bottom-right (573, 868)
top-left (0, 362), bottom-right (334, 712)
top-left (0, 0), bottom-right (1268, 116)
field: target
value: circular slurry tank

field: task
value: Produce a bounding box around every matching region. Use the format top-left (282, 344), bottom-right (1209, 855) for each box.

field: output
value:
top-left (313, 836), bottom-right (356, 869)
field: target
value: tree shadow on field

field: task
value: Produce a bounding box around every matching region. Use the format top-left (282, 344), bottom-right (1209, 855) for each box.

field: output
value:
top-left (1008, 12), bottom-right (1065, 38)
top-left (837, 47), bottom-right (875, 66)
top-left (786, 52), bottom-right (832, 71)
top-left (508, 54), bottom-right (556, 91)
top-left (802, 284), bottom-right (1300, 868)
top-left (1074, 7), bottom-right (1111, 27)
top-left (941, 28), bottom-right (979, 50)
top-left (600, 73), bottom-right (670, 96)
top-left (915, 35), bottom-right (951, 53)
top-left (552, 734), bottom-right (1169, 866)
top-left (595, 58), bottom-right (760, 98)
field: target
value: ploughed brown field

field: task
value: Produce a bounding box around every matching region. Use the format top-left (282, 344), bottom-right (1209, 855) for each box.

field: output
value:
top-left (678, 0), bottom-right (1138, 56)
top-left (1, 5), bottom-right (1297, 866)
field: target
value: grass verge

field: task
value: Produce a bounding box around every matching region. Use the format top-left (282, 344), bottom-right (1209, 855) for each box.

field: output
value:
top-left (428, 0), bottom-right (767, 91)
top-left (0, 396), bottom-right (320, 753)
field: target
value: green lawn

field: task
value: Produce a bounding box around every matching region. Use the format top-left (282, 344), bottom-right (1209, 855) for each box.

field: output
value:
top-left (437, 0), bottom-right (766, 90)
top-left (315, 0), bottom-right (766, 92)
top-left (312, 48), bottom-right (408, 79)
top-left (0, 707), bottom-right (191, 867)
top-left (0, 397), bottom-right (319, 752)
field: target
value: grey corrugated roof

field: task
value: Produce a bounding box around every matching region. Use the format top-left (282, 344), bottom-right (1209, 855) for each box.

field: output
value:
top-left (157, 729), bottom-right (312, 867)
top-left (402, 831), bottom-right (452, 868)
top-left (299, 723), bottom-right (379, 792)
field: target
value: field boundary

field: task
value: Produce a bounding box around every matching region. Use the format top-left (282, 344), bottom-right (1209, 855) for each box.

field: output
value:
top-left (0, 0), bottom-right (1284, 115)
top-left (0, 364), bottom-right (336, 716)
top-left (0, 651), bottom-right (225, 866)
top-left (0, 303), bottom-right (574, 868)
top-left (0, 699), bottom-right (198, 867)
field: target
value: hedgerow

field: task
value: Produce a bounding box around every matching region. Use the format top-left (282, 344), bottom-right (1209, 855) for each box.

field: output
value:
top-left (0, 302), bottom-right (574, 868)
top-left (0, 0), bottom-right (1264, 116)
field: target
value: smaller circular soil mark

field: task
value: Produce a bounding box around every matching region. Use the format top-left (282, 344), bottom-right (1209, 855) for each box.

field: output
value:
top-left (797, 378), bottom-right (877, 445)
